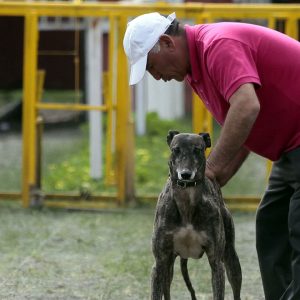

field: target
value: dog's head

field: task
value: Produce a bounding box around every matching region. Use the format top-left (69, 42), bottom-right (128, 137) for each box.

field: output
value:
top-left (167, 130), bottom-right (211, 182)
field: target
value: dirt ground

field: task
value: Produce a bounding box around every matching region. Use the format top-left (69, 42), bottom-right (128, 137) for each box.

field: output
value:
top-left (0, 128), bottom-right (265, 299)
top-left (0, 202), bottom-right (264, 300)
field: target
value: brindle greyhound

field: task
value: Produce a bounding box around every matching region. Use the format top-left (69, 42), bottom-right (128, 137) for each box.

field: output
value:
top-left (151, 131), bottom-right (242, 300)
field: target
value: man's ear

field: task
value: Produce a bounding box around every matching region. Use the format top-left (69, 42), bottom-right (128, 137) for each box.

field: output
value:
top-left (159, 34), bottom-right (175, 50)
top-left (199, 132), bottom-right (211, 148)
top-left (167, 130), bottom-right (180, 146)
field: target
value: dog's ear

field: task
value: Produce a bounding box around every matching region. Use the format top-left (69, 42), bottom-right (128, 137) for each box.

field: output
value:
top-left (199, 132), bottom-right (211, 148)
top-left (167, 130), bottom-right (180, 146)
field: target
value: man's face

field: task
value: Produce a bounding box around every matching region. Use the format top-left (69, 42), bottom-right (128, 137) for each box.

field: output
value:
top-left (146, 36), bottom-right (188, 82)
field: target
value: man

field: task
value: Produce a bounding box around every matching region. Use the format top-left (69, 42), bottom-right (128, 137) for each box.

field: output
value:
top-left (123, 12), bottom-right (300, 300)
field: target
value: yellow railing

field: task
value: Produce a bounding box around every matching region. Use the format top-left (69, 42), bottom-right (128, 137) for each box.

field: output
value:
top-left (0, 2), bottom-right (299, 209)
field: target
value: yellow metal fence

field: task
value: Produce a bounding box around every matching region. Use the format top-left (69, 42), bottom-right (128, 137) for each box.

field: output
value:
top-left (0, 2), bottom-right (299, 209)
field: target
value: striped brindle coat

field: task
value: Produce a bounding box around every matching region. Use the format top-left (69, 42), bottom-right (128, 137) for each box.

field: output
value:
top-left (151, 131), bottom-right (242, 300)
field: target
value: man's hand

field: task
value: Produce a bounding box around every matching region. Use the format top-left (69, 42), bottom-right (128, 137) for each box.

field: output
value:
top-left (205, 146), bottom-right (250, 187)
top-left (205, 161), bottom-right (216, 182)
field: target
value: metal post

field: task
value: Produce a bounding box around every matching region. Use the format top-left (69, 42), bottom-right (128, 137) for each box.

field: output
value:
top-left (285, 15), bottom-right (298, 40)
top-left (105, 14), bottom-right (117, 186)
top-left (22, 12), bottom-right (39, 208)
top-left (192, 93), bottom-right (213, 134)
top-left (116, 15), bottom-right (135, 204)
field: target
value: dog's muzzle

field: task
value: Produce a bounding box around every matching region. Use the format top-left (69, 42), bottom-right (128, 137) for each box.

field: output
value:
top-left (177, 169), bottom-right (195, 180)
top-left (174, 169), bottom-right (201, 188)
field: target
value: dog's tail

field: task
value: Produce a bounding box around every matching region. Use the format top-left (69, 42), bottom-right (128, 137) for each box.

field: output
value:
top-left (180, 258), bottom-right (197, 300)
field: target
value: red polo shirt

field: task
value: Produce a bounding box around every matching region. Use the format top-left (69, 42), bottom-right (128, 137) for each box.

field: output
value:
top-left (185, 22), bottom-right (300, 161)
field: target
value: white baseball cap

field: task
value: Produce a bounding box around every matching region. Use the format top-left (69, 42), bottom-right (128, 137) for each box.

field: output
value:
top-left (123, 12), bottom-right (176, 85)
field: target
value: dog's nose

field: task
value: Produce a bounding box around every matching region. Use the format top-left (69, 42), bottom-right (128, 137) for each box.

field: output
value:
top-left (178, 170), bottom-right (194, 180)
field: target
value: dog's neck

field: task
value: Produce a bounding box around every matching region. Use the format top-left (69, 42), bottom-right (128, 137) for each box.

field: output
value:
top-left (168, 176), bottom-right (205, 223)
top-left (173, 178), bottom-right (202, 189)
top-left (169, 176), bottom-right (203, 190)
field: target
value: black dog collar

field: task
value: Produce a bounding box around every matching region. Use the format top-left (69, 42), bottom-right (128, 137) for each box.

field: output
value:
top-left (175, 179), bottom-right (201, 189)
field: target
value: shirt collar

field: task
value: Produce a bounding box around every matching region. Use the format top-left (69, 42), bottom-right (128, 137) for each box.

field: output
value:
top-left (185, 24), bottom-right (201, 83)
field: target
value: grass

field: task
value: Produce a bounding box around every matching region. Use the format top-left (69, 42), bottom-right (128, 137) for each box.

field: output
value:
top-left (0, 201), bottom-right (264, 300)
top-left (39, 113), bottom-right (267, 198)
top-left (134, 113), bottom-right (192, 195)
top-left (0, 105), bottom-right (267, 299)
top-left (0, 89), bottom-right (23, 106)
top-left (0, 86), bottom-right (268, 198)
top-left (0, 132), bottom-right (22, 191)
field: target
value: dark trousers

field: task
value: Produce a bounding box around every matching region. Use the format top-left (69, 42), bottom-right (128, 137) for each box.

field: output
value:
top-left (256, 147), bottom-right (300, 300)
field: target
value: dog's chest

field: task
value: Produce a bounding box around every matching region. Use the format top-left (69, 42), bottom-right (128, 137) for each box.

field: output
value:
top-left (173, 188), bottom-right (199, 220)
top-left (173, 224), bottom-right (207, 259)
top-left (170, 188), bottom-right (208, 259)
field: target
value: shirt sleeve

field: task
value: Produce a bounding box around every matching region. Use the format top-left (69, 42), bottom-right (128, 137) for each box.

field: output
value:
top-left (206, 38), bottom-right (261, 102)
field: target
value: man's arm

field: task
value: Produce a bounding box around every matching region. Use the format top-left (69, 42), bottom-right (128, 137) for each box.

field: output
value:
top-left (205, 83), bottom-right (260, 184)
top-left (215, 146), bottom-right (250, 186)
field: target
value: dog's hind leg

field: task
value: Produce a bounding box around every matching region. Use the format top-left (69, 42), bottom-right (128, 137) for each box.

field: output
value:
top-left (224, 245), bottom-right (242, 300)
top-left (180, 258), bottom-right (197, 300)
top-left (207, 255), bottom-right (225, 300)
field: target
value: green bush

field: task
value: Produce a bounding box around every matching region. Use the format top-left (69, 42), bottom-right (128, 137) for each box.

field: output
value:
top-left (43, 113), bottom-right (191, 196)
top-left (42, 112), bottom-right (266, 197)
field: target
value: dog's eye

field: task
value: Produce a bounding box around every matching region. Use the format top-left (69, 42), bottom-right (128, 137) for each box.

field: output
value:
top-left (172, 147), bottom-right (180, 155)
top-left (193, 147), bottom-right (202, 155)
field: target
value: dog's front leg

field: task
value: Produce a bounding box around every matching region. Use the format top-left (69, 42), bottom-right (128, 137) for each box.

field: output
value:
top-left (207, 256), bottom-right (225, 300)
top-left (151, 228), bottom-right (175, 300)
top-left (151, 253), bottom-right (175, 300)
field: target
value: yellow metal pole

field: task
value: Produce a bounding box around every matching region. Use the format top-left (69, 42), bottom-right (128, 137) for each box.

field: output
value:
top-left (103, 70), bottom-right (116, 185)
top-left (36, 70), bottom-right (46, 102)
top-left (268, 16), bottom-right (276, 30)
top-left (35, 70), bottom-right (45, 196)
top-left (1, 3), bottom-right (300, 19)
top-left (192, 92), bottom-right (205, 133)
top-left (115, 15), bottom-right (126, 205)
top-left (36, 102), bottom-right (108, 111)
top-left (116, 15), bottom-right (134, 205)
top-left (192, 92), bottom-right (213, 154)
top-left (105, 14), bottom-right (117, 186)
top-left (22, 12), bottom-right (39, 208)
top-left (285, 15), bottom-right (298, 40)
